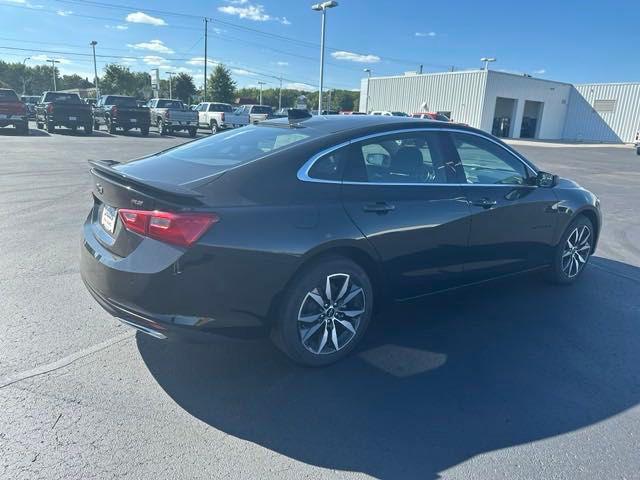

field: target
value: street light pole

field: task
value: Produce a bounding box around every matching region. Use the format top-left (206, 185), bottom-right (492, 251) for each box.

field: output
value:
top-left (278, 75), bottom-right (282, 110)
top-left (363, 68), bottom-right (371, 113)
top-left (165, 71), bottom-right (175, 99)
top-left (90, 41), bottom-right (99, 99)
top-left (22, 57), bottom-right (30, 95)
top-left (480, 57), bottom-right (496, 70)
top-left (46, 59), bottom-right (60, 91)
top-left (311, 1), bottom-right (338, 114)
top-left (257, 81), bottom-right (266, 105)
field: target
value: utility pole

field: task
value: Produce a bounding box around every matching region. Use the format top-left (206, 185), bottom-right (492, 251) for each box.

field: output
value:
top-left (203, 17), bottom-right (208, 101)
top-left (46, 59), bottom-right (60, 91)
top-left (257, 81), bottom-right (265, 105)
top-left (363, 68), bottom-right (371, 113)
top-left (278, 74), bottom-right (282, 110)
top-left (166, 71), bottom-right (175, 99)
top-left (90, 41), bottom-right (99, 99)
top-left (419, 64), bottom-right (423, 74)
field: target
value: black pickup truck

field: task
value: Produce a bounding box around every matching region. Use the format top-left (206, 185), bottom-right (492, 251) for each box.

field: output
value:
top-left (35, 92), bottom-right (93, 134)
top-left (93, 95), bottom-right (150, 135)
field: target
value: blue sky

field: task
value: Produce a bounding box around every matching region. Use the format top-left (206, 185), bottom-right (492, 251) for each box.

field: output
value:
top-left (0, 0), bottom-right (638, 91)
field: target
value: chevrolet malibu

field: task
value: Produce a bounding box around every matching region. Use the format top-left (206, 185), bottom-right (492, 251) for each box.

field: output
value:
top-left (81, 114), bottom-right (601, 366)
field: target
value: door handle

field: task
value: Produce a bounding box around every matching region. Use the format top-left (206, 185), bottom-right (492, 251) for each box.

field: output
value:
top-left (363, 202), bottom-right (395, 214)
top-left (471, 198), bottom-right (498, 209)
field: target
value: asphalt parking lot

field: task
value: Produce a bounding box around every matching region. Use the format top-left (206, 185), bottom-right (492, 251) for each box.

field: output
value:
top-left (1, 124), bottom-right (639, 479)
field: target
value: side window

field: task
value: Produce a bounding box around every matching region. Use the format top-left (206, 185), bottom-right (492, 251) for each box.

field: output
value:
top-left (307, 148), bottom-right (347, 181)
top-left (344, 131), bottom-right (447, 184)
top-left (451, 133), bottom-right (528, 185)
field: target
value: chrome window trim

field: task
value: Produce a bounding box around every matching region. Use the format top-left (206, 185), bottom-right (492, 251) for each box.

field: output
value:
top-left (297, 127), bottom-right (538, 186)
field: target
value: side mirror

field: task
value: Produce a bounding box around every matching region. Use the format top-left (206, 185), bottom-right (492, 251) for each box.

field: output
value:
top-left (536, 171), bottom-right (558, 188)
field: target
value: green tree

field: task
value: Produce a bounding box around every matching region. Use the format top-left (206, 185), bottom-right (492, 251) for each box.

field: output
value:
top-left (100, 64), bottom-right (139, 96)
top-left (173, 73), bottom-right (196, 104)
top-left (206, 64), bottom-right (236, 103)
top-left (60, 74), bottom-right (94, 90)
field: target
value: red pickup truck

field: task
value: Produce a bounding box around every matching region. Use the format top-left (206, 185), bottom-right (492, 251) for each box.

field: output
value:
top-left (0, 88), bottom-right (28, 135)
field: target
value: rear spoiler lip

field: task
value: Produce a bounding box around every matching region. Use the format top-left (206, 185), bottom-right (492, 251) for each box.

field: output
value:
top-left (88, 159), bottom-right (205, 199)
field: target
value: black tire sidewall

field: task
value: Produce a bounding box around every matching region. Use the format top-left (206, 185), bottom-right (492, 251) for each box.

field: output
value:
top-left (276, 256), bottom-right (373, 366)
top-left (549, 216), bottom-right (594, 284)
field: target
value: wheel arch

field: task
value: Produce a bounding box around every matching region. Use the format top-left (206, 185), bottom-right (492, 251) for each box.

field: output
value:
top-left (266, 242), bottom-right (387, 329)
top-left (575, 207), bottom-right (601, 250)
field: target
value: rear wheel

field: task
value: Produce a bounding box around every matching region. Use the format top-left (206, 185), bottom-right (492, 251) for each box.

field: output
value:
top-left (84, 123), bottom-right (93, 135)
top-left (210, 121), bottom-right (218, 134)
top-left (188, 127), bottom-right (197, 138)
top-left (45, 118), bottom-right (55, 133)
top-left (273, 256), bottom-right (373, 366)
top-left (93, 120), bottom-right (100, 131)
top-left (158, 118), bottom-right (167, 135)
top-left (36, 120), bottom-right (44, 129)
top-left (15, 122), bottom-right (28, 135)
top-left (140, 126), bottom-right (149, 136)
top-left (636, 146), bottom-right (640, 156)
top-left (547, 216), bottom-right (594, 284)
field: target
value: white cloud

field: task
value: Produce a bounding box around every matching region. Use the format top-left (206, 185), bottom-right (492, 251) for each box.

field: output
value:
top-left (106, 24), bottom-right (128, 30)
top-left (186, 57), bottom-right (219, 66)
top-left (142, 55), bottom-right (166, 65)
top-left (120, 57), bottom-right (137, 64)
top-left (415, 31), bottom-right (436, 37)
top-left (218, 2), bottom-right (290, 24)
top-left (125, 11), bottom-right (167, 26)
top-left (56, 9), bottom-right (72, 16)
top-left (231, 68), bottom-right (251, 76)
top-left (285, 82), bottom-right (314, 91)
top-left (31, 54), bottom-right (71, 64)
top-left (276, 61), bottom-right (288, 66)
top-left (127, 39), bottom-right (174, 54)
top-left (532, 69), bottom-right (546, 75)
top-left (331, 51), bottom-right (380, 63)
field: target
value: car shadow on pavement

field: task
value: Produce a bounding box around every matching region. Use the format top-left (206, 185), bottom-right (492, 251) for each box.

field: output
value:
top-left (0, 128), bottom-right (49, 137)
top-left (137, 257), bottom-right (640, 479)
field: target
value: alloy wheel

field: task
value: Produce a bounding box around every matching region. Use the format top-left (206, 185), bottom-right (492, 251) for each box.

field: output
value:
top-left (297, 273), bottom-right (366, 355)
top-left (561, 225), bottom-right (592, 278)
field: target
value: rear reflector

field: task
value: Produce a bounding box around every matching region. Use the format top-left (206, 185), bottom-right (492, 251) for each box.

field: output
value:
top-left (118, 209), bottom-right (218, 247)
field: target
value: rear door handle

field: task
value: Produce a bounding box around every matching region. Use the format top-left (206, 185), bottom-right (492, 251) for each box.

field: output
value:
top-left (363, 202), bottom-right (395, 214)
top-left (471, 198), bottom-right (498, 209)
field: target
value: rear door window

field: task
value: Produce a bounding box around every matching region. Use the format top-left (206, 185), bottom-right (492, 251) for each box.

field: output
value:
top-left (345, 131), bottom-right (448, 184)
top-left (0, 90), bottom-right (19, 101)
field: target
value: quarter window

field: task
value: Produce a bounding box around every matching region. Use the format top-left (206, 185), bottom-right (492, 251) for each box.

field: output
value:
top-left (345, 132), bottom-right (447, 184)
top-left (308, 148), bottom-right (347, 181)
top-left (451, 133), bottom-right (529, 185)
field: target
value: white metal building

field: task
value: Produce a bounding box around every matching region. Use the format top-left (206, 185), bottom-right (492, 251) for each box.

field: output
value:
top-left (359, 70), bottom-right (640, 143)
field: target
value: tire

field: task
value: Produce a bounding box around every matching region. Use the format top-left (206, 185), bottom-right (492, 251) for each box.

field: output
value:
top-left (159, 118), bottom-right (167, 136)
top-left (547, 215), bottom-right (595, 284)
top-left (210, 121), bottom-right (218, 134)
top-left (94, 120), bottom-right (100, 131)
top-left (188, 127), bottom-right (197, 138)
top-left (84, 124), bottom-right (93, 135)
top-left (45, 118), bottom-right (55, 133)
top-left (36, 121), bottom-right (44, 129)
top-left (107, 118), bottom-right (117, 134)
top-left (16, 122), bottom-right (28, 135)
top-left (272, 256), bottom-right (373, 366)
top-left (140, 126), bottom-right (149, 136)
top-left (636, 146), bottom-right (640, 156)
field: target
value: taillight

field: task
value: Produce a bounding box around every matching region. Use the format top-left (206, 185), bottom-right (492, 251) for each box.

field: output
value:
top-left (221, 112), bottom-right (225, 122)
top-left (118, 209), bottom-right (218, 247)
top-left (47, 104), bottom-right (54, 114)
top-left (163, 110), bottom-right (170, 119)
top-left (111, 105), bottom-right (118, 116)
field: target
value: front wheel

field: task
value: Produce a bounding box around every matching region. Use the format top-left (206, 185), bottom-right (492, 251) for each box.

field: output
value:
top-left (273, 257), bottom-right (373, 366)
top-left (547, 216), bottom-right (594, 284)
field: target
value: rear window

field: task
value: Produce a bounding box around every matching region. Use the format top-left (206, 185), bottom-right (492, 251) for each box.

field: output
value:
top-left (251, 106), bottom-right (272, 114)
top-left (149, 125), bottom-right (311, 171)
top-left (435, 114), bottom-right (450, 122)
top-left (106, 96), bottom-right (137, 107)
top-left (156, 100), bottom-right (184, 109)
top-left (43, 92), bottom-right (82, 104)
top-left (209, 103), bottom-right (232, 112)
top-left (0, 90), bottom-right (19, 101)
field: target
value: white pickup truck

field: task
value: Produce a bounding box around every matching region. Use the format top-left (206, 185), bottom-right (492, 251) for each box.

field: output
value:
top-left (195, 102), bottom-right (234, 134)
top-left (225, 104), bottom-right (272, 128)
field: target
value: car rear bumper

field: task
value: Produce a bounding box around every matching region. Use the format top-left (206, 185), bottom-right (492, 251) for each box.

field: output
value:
top-left (113, 118), bottom-right (150, 128)
top-left (80, 219), bottom-right (270, 341)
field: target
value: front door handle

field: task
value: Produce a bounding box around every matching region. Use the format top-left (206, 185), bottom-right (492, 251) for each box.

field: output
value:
top-left (471, 198), bottom-right (498, 209)
top-left (363, 202), bottom-right (395, 214)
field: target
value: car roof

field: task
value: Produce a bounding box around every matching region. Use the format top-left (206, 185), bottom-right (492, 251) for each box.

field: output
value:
top-left (260, 114), bottom-right (453, 134)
